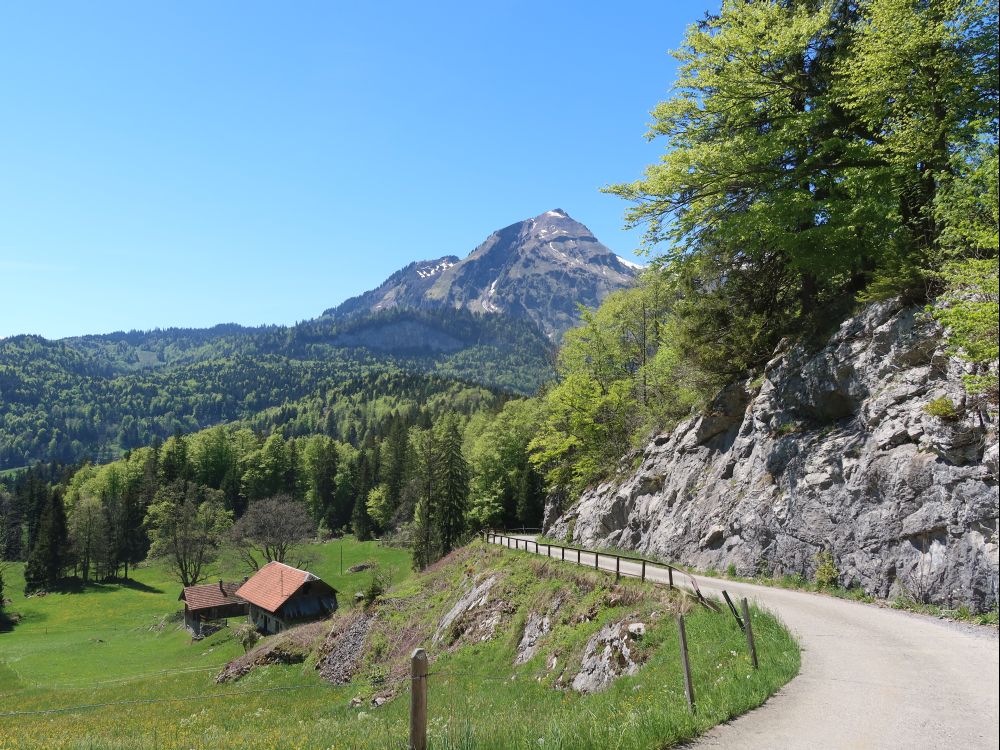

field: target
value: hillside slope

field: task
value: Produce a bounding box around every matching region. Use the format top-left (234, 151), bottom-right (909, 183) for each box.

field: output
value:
top-left (546, 301), bottom-right (999, 611)
top-left (218, 541), bottom-right (799, 749)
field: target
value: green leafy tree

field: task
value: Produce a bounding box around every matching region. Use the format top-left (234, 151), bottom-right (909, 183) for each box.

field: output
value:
top-left (145, 482), bottom-right (232, 587)
top-left (67, 494), bottom-right (106, 582)
top-left (606, 0), bottom-right (998, 375)
top-left (840, 0), bottom-right (998, 275)
top-left (931, 257), bottom-right (1000, 399)
top-left (466, 400), bottom-right (545, 529)
top-left (241, 433), bottom-right (291, 503)
top-left (366, 484), bottom-right (392, 529)
top-left (158, 434), bottom-right (190, 485)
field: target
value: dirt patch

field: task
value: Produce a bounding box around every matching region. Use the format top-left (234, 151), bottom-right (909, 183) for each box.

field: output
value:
top-left (216, 621), bottom-right (327, 683)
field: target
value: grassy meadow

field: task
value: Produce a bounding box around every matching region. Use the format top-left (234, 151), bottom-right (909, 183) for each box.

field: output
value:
top-left (0, 540), bottom-right (799, 749)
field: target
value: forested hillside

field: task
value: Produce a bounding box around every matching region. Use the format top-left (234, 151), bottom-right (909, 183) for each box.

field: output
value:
top-left (0, 308), bottom-right (554, 470)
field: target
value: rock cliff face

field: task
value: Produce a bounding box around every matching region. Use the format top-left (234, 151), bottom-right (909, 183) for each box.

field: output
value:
top-left (546, 301), bottom-right (999, 611)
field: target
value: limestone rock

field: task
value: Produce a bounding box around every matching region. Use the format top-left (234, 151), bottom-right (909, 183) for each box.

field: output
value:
top-left (571, 621), bottom-right (643, 693)
top-left (546, 301), bottom-right (999, 611)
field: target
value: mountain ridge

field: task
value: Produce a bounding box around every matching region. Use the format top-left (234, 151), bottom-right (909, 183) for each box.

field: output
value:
top-left (326, 209), bottom-right (639, 339)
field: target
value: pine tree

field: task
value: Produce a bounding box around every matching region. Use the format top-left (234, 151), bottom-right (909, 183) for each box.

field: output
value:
top-left (23, 489), bottom-right (69, 593)
top-left (433, 415), bottom-right (469, 554)
top-left (408, 427), bottom-right (439, 570)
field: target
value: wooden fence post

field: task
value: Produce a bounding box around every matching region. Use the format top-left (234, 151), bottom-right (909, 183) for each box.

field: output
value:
top-left (615, 556), bottom-right (620, 581)
top-left (677, 615), bottom-right (695, 713)
top-left (641, 559), bottom-right (646, 582)
top-left (410, 648), bottom-right (428, 750)
top-left (668, 567), bottom-right (674, 589)
top-left (721, 591), bottom-right (745, 631)
top-left (561, 546), bottom-right (565, 561)
top-left (594, 551), bottom-right (600, 570)
top-left (740, 598), bottom-right (758, 669)
top-left (577, 548), bottom-right (581, 565)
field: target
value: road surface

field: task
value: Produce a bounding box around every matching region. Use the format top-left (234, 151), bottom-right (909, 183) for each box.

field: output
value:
top-left (491, 534), bottom-right (999, 749)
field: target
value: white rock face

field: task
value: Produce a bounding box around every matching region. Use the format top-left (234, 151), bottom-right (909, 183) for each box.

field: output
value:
top-left (546, 301), bottom-right (999, 611)
top-left (571, 621), bottom-right (643, 693)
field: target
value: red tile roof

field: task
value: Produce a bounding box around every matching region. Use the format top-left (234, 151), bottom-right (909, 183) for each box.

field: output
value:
top-left (180, 581), bottom-right (243, 611)
top-left (235, 561), bottom-right (322, 614)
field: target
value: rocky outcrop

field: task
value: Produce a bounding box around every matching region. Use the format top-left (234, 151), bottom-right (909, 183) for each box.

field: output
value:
top-left (547, 301), bottom-right (999, 611)
top-left (571, 620), bottom-right (645, 693)
top-left (317, 612), bottom-right (375, 685)
top-left (514, 595), bottom-right (563, 666)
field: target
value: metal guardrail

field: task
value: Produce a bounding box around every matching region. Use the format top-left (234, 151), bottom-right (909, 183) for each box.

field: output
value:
top-left (484, 530), bottom-right (717, 610)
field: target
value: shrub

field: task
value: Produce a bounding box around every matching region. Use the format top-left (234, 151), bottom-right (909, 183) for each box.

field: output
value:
top-left (924, 396), bottom-right (961, 420)
top-left (814, 551), bottom-right (839, 588)
top-left (726, 563), bottom-right (738, 578)
top-left (234, 623), bottom-right (260, 653)
top-left (362, 566), bottom-right (392, 608)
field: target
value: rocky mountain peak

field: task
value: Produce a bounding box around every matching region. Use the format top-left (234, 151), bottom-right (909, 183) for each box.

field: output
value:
top-left (327, 210), bottom-right (640, 339)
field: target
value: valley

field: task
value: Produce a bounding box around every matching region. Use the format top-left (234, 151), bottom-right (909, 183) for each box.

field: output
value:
top-left (2, 0), bottom-right (998, 747)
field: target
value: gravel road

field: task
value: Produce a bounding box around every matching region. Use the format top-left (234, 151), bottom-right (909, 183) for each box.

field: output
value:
top-left (495, 534), bottom-right (999, 749)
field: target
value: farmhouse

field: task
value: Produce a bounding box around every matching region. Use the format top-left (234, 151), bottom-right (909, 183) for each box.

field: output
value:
top-left (236, 561), bottom-right (338, 635)
top-left (179, 581), bottom-right (247, 635)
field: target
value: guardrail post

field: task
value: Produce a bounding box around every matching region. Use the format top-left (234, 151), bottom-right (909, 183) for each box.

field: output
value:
top-left (561, 546), bottom-right (565, 561)
top-left (668, 567), bottom-right (674, 589)
top-left (595, 551), bottom-right (600, 570)
top-left (615, 555), bottom-right (620, 581)
top-left (641, 559), bottom-right (646, 582)
top-left (677, 615), bottom-right (695, 713)
top-left (410, 648), bottom-right (428, 750)
top-left (722, 591), bottom-right (745, 631)
top-left (741, 598), bottom-right (758, 669)
top-left (577, 548), bottom-right (581, 565)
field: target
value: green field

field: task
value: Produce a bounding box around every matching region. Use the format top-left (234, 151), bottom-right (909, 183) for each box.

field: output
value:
top-left (0, 540), bottom-right (799, 749)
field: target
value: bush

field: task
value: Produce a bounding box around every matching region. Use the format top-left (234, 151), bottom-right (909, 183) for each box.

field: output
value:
top-left (362, 566), bottom-right (393, 608)
top-left (234, 623), bottom-right (260, 653)
top-left (814, 551), bottom-right (839, 588)
top-left (924, 396), bottom-right (961, 420)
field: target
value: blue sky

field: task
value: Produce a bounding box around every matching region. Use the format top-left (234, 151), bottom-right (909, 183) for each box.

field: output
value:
top-left (0, 1), bottom-right (715, 339)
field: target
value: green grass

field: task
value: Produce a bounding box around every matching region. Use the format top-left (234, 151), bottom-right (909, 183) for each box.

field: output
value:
top-left (0, 540), bottom-right (799, 749)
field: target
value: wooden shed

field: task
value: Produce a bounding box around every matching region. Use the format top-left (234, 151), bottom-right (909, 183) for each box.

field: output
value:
top-left (179, 581), bottom-right (247, 635)
top-left (236, 561), bottom-right (338, 635)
